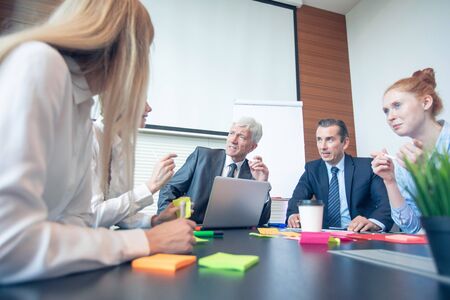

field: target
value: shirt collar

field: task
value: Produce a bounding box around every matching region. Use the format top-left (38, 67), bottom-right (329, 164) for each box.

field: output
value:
top-left (225, 155), bottom-right (245, 169)
top-left (435, 120), bottom-right (450, 153)
top-left (64, 56), bottom-right (93, 105)
top-left (324, 154), bottom-right (345, 173)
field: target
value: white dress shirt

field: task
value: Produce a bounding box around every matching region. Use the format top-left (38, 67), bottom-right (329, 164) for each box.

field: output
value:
top-left (220, 156), bottom-right (270, 203)
top-left (91, 120), bottom-right (153, 228)
top-left (0, 42), bottom-right (148, 284)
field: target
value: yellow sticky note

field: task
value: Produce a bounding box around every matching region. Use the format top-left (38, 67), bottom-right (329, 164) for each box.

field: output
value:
top-left (257, 228), bottom-right (280, 235)
top-left (280, 231), bottom-right (300, 238)
top-left (328, 237), bottom-right (341, 246)
top-left (132, 254), bottom-right (196, 273)
top-left (249, 232), bottom-right (274, 238)
top-left (173, 197), bottom-right (191, 218)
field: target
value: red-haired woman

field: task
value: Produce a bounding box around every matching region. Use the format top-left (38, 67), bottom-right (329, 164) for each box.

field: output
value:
top-left (371, 68), bottom-right (449, 233)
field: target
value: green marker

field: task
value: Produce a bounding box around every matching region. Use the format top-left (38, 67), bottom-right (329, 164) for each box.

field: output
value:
top-left (194, 231), bottom-right (224, 238)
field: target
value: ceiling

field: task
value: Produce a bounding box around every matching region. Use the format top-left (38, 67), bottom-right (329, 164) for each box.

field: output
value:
top-left (304, 0), bottom-right (360, 14)
top-left (278, 0), bottom-right (361, 15)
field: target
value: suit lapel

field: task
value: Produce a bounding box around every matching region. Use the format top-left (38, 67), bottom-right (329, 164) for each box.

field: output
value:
top-left (212, 150), bottom-right (227, 177)
top-left (344, 154), bottom-right (354, 214)
top-left (318, 161), bottom-right (329, 227)
top-left (203, 150), bottom-right (226, 193)
top-left (319, 160), bottom-right (329, 204)
top-left (238, 159), bottom-right (253, 179)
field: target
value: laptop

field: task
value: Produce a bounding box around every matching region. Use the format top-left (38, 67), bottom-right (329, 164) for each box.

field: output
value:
top-left (201, 176), bottom-right (271, 229)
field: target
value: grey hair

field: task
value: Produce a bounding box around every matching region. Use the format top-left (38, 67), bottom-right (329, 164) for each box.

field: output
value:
top-left (232, 117), bottom-right (263, 143)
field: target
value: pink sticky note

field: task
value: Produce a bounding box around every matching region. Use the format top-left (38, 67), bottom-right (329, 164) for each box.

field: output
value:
top-left (299, 232), bottom-right (331, 244)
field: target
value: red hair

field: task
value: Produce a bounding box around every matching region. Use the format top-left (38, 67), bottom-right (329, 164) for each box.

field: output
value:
top-left (385, 68), bottom-right (443, 116)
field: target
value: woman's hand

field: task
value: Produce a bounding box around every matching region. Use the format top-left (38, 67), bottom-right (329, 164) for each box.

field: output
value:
top-left (396, 139), bottom-right (424, 168)
top-left (147, 153), bottom-right (177, 194)
top-left (371, 149), bottom-right (396, 183)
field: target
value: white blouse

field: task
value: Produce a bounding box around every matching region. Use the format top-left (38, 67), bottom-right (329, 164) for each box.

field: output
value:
top-left (0, 41), bottom-right (148, 284)
top-left (91, 119), bottom-right (154, 228)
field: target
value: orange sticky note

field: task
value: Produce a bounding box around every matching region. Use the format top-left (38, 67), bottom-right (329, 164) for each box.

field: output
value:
top-left (257, 228), bottom-right (280, 235)
top-left (132, 254), bottom-right (196, 273)
top-left (384, 234), bottom-right (427, 244)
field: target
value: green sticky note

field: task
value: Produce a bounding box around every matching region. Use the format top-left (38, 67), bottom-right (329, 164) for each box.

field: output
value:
top-left (194, 236), bottom-right (210, 244)
top-left (198, 252), bottom-right (259, 272)
top-left (199, 267), bottom-right (245, 279)
top-left (173, 197), bottom-right (191, 218)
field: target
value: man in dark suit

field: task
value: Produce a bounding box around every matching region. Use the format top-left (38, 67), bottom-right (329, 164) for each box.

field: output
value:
top-left (158, 117), bottom-right (271, 225)
top-left (286, 119), bottom-right (393, 232)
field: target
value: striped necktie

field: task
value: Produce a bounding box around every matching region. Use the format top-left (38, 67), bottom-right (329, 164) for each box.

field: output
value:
top-left (328, 166), bottom-right (341, 227)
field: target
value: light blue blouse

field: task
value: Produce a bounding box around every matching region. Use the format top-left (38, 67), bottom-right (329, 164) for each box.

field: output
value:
top-left (392, 120), bottom-right (450, 233)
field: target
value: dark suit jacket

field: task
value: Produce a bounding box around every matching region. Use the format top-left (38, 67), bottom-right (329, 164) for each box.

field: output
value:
top-left (286, 154), bottom-right (393, 231)
top-left (158, 146), bottom-right (271, 225)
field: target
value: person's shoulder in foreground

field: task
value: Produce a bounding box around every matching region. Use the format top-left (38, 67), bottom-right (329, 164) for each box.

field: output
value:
top-left (0, 0), bottom-right (195, 284)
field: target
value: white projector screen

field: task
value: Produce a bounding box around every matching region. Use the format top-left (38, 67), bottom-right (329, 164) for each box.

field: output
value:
top-left (233, 101), bottom-right (304, 198)
top-left (142, 0), bottom-right (298, 133)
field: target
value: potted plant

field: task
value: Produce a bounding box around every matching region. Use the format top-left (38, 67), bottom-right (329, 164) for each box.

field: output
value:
top-left (406, 151), bottom-right (450, 276)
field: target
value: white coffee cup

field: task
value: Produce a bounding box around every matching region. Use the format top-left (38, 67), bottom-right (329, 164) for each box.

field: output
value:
top-left (298, 200), bottom-right (324, 232)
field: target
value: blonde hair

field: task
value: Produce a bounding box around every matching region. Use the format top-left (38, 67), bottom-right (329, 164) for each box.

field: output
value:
top-left (0, 0), bottom-right (154, 198)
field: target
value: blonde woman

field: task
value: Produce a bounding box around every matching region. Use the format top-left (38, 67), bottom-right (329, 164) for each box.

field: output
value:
top-left (91, 103), bottom-right (179, 228)
top-left (371, 68), bottom-right (449, 233)
top-left (0, 0), bottom-right (195, 284)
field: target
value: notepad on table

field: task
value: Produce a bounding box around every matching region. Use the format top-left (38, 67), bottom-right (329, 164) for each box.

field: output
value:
top-left (249, 232), bottom-right (275, 238)
top-left (300, 232), bottom-right (331, 244)
top-left (257, 227), bottom-right (280, 235)
top-left (280, 231), bottom-right (300, 238)
top-left (384, 234), bottom-right (427, 244)
top-left (132, 254), bottom-right (196, 272)
top-left (198, 252), bottom-right (259, 272)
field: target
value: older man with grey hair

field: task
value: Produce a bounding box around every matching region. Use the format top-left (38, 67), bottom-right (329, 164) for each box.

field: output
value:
top-left (157, 117), bottom-right (271, 225)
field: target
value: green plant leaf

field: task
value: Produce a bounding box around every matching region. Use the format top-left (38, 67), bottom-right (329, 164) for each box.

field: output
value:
top-left (405, 151), bottom-right (450, 217)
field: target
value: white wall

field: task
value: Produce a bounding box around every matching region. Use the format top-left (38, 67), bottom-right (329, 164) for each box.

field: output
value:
top-left (346, 0), bottom-right (450, 156)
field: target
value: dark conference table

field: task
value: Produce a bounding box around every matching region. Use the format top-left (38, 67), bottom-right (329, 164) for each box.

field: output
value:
top-left (1, 230), bottom-right (449, 300)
